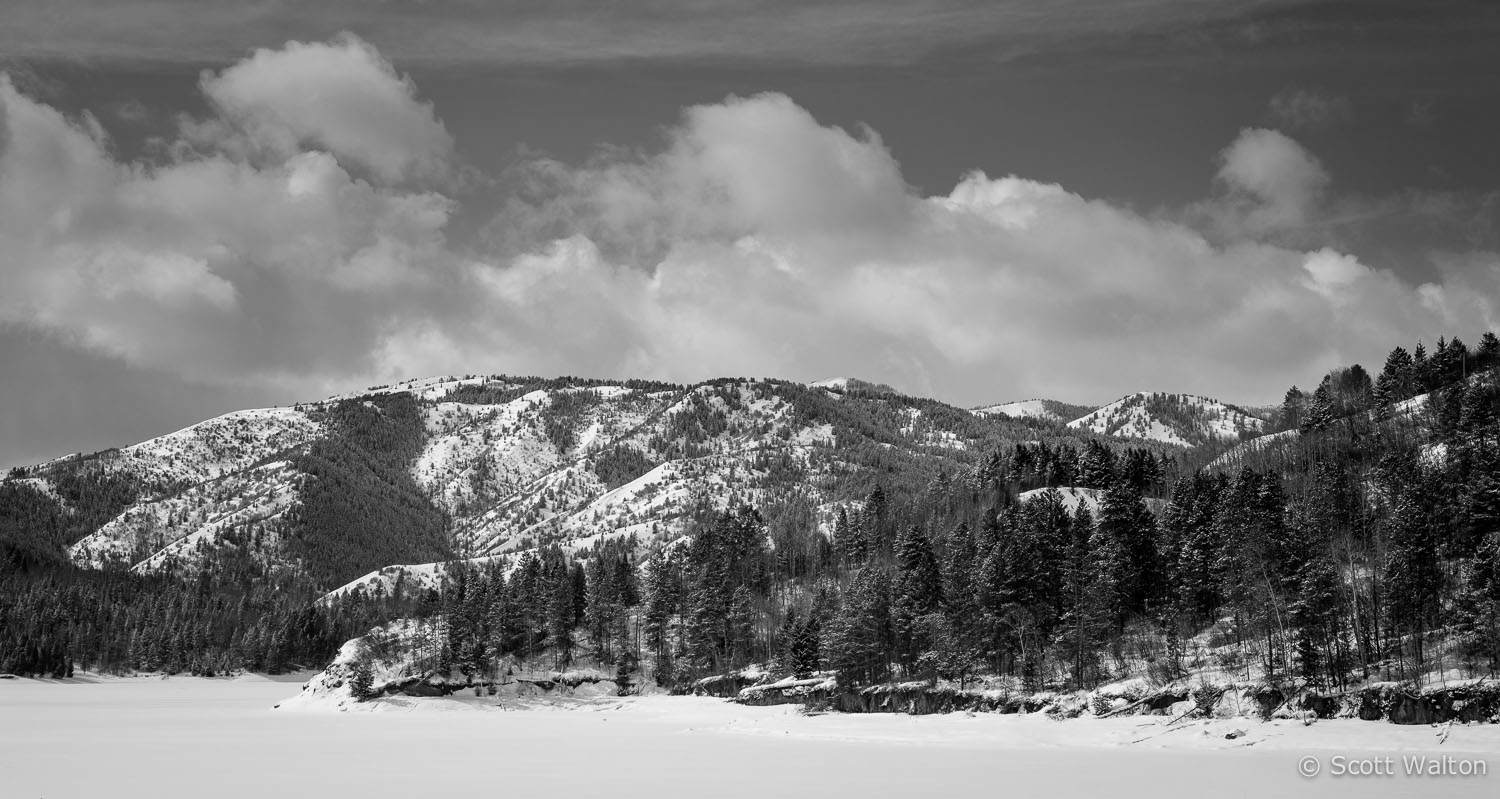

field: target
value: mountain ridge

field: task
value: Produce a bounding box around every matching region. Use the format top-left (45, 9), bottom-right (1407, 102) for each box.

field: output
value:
top-left (10, 373), bottom-right (1190, 595)
top-left (1066, 391), bottom-right (1265, 448)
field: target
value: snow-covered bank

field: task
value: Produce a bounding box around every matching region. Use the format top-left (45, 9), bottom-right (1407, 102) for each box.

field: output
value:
top-left (5, 676), bottom-right (1497, 798)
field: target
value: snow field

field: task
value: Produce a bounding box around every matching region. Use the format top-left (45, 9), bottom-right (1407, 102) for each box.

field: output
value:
top-left (3, 676), bottom-right (1497, 798)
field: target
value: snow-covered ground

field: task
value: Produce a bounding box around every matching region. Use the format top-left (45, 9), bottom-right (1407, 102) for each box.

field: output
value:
top-left (3, 675), bottom-right (1496, 798)
top-left (973, 398), bottom-right (1067, 423)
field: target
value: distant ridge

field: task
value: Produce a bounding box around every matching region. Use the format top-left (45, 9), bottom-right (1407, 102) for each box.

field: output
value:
top-left (1066, 391), bottom-right (1265, 447)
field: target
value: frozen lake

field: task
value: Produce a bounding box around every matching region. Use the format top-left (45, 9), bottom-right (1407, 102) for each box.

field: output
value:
top-left (2, 675), bottom-right (1496, 798)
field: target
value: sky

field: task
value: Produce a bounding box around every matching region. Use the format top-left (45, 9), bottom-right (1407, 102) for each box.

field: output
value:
top-left (2, 0), bottom-right (1499, 468)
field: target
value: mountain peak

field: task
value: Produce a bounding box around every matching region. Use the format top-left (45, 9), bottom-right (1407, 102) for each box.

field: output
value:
top-left (1066, 391), bottom-right (1264, 447)
top-left (806, 377), bottom-right (898, 395)
top-left (972, 398), bottom-right (1095, 424)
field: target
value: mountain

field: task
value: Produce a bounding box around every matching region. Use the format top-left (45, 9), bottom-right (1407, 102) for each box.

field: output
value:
top-left (6, 373), bottom-right (1136, 597)
top-left (6, 331), bottom-right (1498, 693)
top-left (805, 377), bottom-right (899, 395)
top-left (1065, 392), bottom-right (1265, 448)
top-left (972, 398), bottom-right (1095, 425)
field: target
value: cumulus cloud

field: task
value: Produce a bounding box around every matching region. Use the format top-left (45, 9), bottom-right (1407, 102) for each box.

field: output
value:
top-left (192, 34), bottom-right (453, 183)
top-left (0, 60), bottom-right (457, 389)
top-left (1189, 127), bottom-right (1332, 244)
top-left (485, 94), bottom-right (913, 265)
top-left (459, 99), bottom-right (1497, 404)
top-left (2, 36), bottom-right (1498, 415)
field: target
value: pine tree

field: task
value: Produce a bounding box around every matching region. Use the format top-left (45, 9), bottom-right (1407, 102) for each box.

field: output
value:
top-left (1300, 382), bottom-right (1336, 434)
top-left (1289, 553), bottom-right (1344, 687)
top-left (544, 556), bottom-right (577, 670)
top-left (1164, 473), bottom-right (1225, 624)
top-left (1477, 332), bottom-right (1500, 372)
top-left (892, 525), bottom-right (944, 672)
top-left (1059, 502), bottom-right (1108, 688)
top-left (1095, 482), bottom-right (1161, 618)
top-left (941, 522), bottom-right (977, 618)
top-left (1280, 386), bottom-right (1308, 431)
top-left (893, 525), bottom-right (943, 614)
top-left (1374, 346), bottom-right (1416, 407)
top-left (1413, 341), bottom-right (1433, 392)
top-left (833, 506), bottom-right (866, 565)
top-left (1385, 493), bottom-right (1442, 675)
top-left (1456, 531), bottom-right (1500, 671)
top-left (859, 486), bottom-right (891, 556)
top-left (789, 615), bottom-right (821, 677)
top-left (822, 568), bottom-right (892, 687)
top-left (349, 656), bottom-right (376, 701)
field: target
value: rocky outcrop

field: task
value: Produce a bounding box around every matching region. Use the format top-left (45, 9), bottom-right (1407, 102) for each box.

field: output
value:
top-left (1296, 692), bottom-right (1341, 719)
top-left (1347, 682), bottom-right (1500, 725)
top-left (1251, 685), bottom-right (1285, 719)
top-left (725, 675), bottom-right (1500, 725)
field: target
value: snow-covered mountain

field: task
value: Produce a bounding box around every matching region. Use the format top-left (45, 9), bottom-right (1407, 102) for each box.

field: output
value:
top-left (8, 374), bottom-right (1096, 595)
top-left (5, 374), bottom-right (1286, 603)
top-left (972, 398), bottom-right (1093, 425)
top-left (1065, 392), bottom-right (1265, 448)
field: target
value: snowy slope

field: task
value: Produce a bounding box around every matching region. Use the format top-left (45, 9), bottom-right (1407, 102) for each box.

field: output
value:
top-left (1206, 386), bottom-right (1446, 471)
top-left (1018, 486), bottom-right (1168, 515)
top-left (31, 405), bottom-right (323, 493)
top-left (27, 406), bottom-right (321, 575)
top-left (973, 399), bottom-right (1070, 423)
top-left (1066, 392), bottom-right (1264, 447)
top-left (1018, 486), bottom-right (1108, 514)
top-left (69, 459), bottom-right (303, 572)
top-left (1205, 428), bottom-right (1299, 471)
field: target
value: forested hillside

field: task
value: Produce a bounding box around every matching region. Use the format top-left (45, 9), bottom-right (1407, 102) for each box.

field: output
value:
top-left (4, 332), bottom-right (1499, 704)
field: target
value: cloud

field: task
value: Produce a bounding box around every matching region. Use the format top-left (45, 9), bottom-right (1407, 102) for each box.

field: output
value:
top-left (2, 37), bottom-right (1497, 419)
top-left (1191, 127), bottom-right (1330, 241)
top-left (1268, 87), bottom-right (1352, 129)
top-left (1187, 127), bottom-right (1500, 275)
top-left (191, 34), bottom-right (453, 183)
top-left (485, 94), bottom-right (913, 264)
top-left (0, 58), bottom-right (458, 390)
top-left (459, 97), bottom-right (1497, 404)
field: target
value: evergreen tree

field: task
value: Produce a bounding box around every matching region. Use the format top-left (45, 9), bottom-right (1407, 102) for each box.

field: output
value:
top-left (833, 506), bottom-right (866, 565)
top-left (1094, 482), bottom-right (1161, 618)
top-left (822, 568), bottom-right (892, 687)
top-left (1477, 332), bottom-right (1500, 372)
top-left (1058, 503), bottom-right (1109, 688)
top-left (1457, 531), bottom-right (1500, 671)
top-left (349, 656), bottom-right (376, 701)
top-left (891, 525), bottom-right (944, 672)
top-left (1385, 492), bottom-right (1443, 675)
top-left (1374, 346), bottom-right (1416, 407)
top-left (1280, 386), bottom-right (1308, 432)
top-left (1289, 553), bottom-right (1344, 687)
top-left (859, 486), bottom-right (891, 557)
